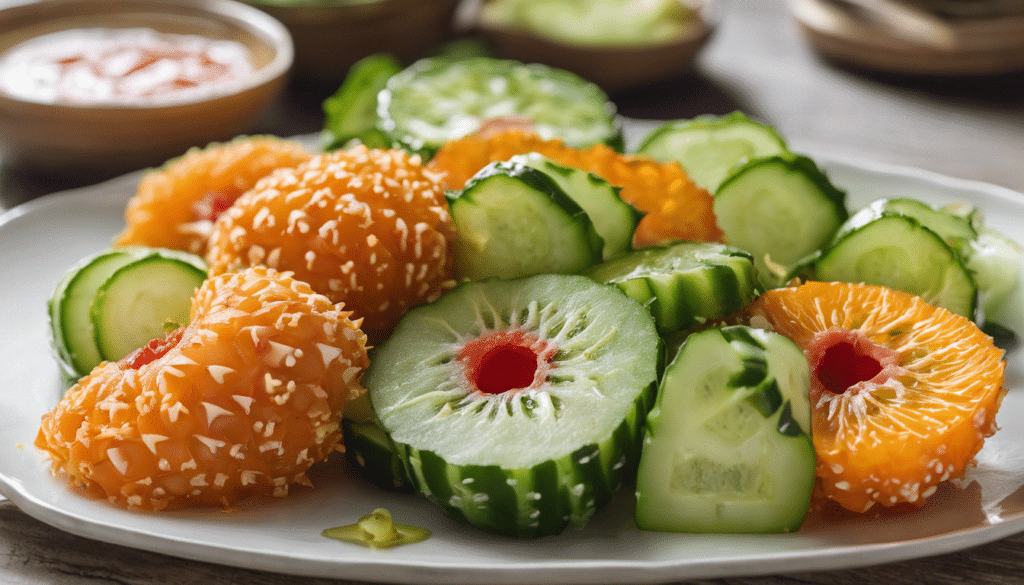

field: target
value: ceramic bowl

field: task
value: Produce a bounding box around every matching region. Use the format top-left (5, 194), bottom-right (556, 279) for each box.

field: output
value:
top-left (0, 0), bottom-right (293, 176)
top-left (472, 0), bottom-right (716, 93)
top-left (240, 0), bottom-right (462, 86)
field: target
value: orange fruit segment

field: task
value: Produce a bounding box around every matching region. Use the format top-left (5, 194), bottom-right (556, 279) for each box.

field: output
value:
top-left (742, 281), bottom-right (1006, 512)
top-left (428, 129), bottom-right (724, 248)
top-left (115, 136), bottom-right (312, 255)
top-left (35, 267), bottom-right (370, 511)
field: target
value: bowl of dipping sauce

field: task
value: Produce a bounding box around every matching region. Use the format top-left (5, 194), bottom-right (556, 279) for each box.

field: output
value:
top-left (239, 0), bottom-right (462, 86)
top-left (0, 0), bottom-right (292, 175)
top-left (473, 0), bottom-right (715, 93)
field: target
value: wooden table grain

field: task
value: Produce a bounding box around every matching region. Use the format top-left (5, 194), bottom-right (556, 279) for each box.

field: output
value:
top-left (2, 0), bottom-right (1024, 583)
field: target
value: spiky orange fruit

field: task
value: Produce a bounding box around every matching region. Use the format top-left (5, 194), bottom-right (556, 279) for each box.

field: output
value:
top-left (115, 136), bottom-right (312, 255)
top-left (428, 129), bottom-right (723, 248)
top-left (35, 267), bottom-right (369, 511)
top-left (205, 146), bottom-right (457, 343)
top-left (742, 281), bottom-right (1006, 512)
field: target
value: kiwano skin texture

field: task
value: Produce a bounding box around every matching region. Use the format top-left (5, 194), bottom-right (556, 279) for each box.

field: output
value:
top-left (428, 128), bottom-right (724, 248)
top-left (115, 136), bottom-right (312, 255)
top-left (35, 267), bottom-right (369, 511)
top-left (205, 145), bottom-right (457, 343)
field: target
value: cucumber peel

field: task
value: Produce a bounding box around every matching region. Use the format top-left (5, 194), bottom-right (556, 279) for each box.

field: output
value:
top-left (586, 241), bottom-right (759, 334)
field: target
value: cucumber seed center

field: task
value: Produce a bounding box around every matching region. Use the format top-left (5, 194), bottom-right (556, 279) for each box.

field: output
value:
top-left (458, 329), bottom-right (556, 395)
top-left (807, 328), bottom-right (898, 395)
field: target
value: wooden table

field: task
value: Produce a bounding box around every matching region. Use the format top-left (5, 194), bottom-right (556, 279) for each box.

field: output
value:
top-left (2, 0), bottom-right (1024, 583)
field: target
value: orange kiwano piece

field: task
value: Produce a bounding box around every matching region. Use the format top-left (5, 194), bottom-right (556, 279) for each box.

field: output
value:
top-left (206, 146), bottom-right (457, 343)
top-left (743, 281), bottom-right (1006, 513)
top-left (35, 267), bottom-right (369, 511)
top-left (115, 136), bottom-right (312, 255)
top-left (428, 129), bottom-right (724, 248)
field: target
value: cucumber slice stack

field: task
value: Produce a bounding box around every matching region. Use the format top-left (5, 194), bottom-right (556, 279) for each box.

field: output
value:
top-left (376, 56), bottom-right (621, 158)
top-left (48, 247), bottom-right (207, 379)
top-left (635, 325), bottom-right (815, 534)
top-left (514, 153), bottom-right (640, 261)
top-left (364, 274), bottom-right (660, 538)
top-left (586, 241), bottom-right (758, 334)
top-left (449, 159), bottom-right (604, 280)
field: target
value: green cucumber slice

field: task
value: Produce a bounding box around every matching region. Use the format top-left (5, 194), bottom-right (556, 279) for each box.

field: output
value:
top-left (713, 154), bottom-right (848, 287)
top-left (91, 252), bottom-right (207, 362)
top-left (586, 242), bottom-right (758, 333)
top-left (376, 56), bottom-right (621, 158)
top-left (969, 227), bottom-right (1023, 324)
top-left (636, 112), bottom-right (790, 193)
top-left (875, 198), bottom-right (977, 257)
top-left (635, 325), bottom-right (814, 534)
top-left (514, 152), bottom-right (640, 260)
top-left (322, 53), bottom-right (403, 151)
top-left (365, 274), bottom-right (660, 537)
top-left (342, 417), bottom-right (412, 492)
top-left (814, 210), bottom-right (977, 318)
top-left (49, 248), bottom-right (140, 378)
top-left (448, 159), bottom-right (603, 280)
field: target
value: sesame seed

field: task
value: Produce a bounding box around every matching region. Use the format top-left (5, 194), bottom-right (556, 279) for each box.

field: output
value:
top-left (106, 448), bottom-right (128, 475)
top-left (232, 395), bottom-right (254, 414)
top-left (141, 434), bottom-right (168, 455)
top-left (201, 402), bottom-right (233, 425)
top-left (194, 435), bottom-right (226, 453)
top-left (207, 365), bottom-right (234, 384)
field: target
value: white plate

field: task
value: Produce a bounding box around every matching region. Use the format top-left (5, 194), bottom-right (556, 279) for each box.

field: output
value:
top-left (2, 154), bottom-right (1024, 585)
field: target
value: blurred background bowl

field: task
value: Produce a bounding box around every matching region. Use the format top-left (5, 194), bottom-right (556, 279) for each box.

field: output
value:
top-left (470, 0), bottom-right (716, 93)
top-left (240, 0), bottom-right (462, 86)
top-left (0, 0), bottom-right (292, 176)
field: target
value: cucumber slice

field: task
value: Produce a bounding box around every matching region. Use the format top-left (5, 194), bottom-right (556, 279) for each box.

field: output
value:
top-left (365, 274), bottom-right (660, 538)
top-left (322, 53), bottom-right (403, 151)
top-left (49, 248), bottom-right (140, 378)
top-left (814, 210), bottom-right (977, 318)
top-left (586, 242), bottom-right (758, 334)
top-left (376, 56), bottom-right (621, 158)
top-left (448, 159), bottom-right (603, 280)
top-left (713, 154), bottom-right (848, 287)
top-left (635, 325), bottom-right (814, 534)
top-left (91, 252), bottom-right (207, 362)
top-left (514, 152), bottom-right (640, 260)
top-left (636, 112), bottom-right (790, 193)
top-left (969, 227), bottom-right (1023, 324)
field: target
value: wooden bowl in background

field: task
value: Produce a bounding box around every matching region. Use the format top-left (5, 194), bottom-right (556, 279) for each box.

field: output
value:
top-left (0, 0), bottom-right (292, 176)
